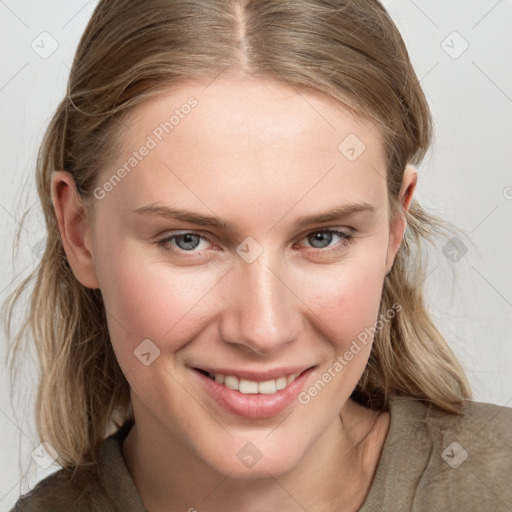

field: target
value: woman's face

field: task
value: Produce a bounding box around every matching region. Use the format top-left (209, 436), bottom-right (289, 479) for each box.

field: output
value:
top-left (61, 76), bottom-right (414, 477)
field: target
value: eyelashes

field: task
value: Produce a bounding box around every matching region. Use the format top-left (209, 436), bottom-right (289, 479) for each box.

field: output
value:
top-left (155, 228), bottom-right (354, 258)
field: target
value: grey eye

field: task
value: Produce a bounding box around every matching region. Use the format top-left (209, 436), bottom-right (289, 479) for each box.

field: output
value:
top-left (174, 233), bottom-right (202, 251)
top-left (307, 231), bottom-right (336, 249)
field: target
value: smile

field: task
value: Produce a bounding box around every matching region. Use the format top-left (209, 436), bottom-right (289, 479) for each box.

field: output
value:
top-left (202, 371), bottom-right (301, 395)
top-left (192, 366), bottom-right (316, 419)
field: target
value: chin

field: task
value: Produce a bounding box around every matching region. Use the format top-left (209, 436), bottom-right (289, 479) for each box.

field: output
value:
top-left (200, 435), bottom-right (308, 479)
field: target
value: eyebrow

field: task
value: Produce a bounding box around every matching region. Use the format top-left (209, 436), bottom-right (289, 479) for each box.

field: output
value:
top-left (133, 201), bottom-right (376, 233)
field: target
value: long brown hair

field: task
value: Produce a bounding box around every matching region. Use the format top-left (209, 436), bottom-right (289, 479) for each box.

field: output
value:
top-left (3, 0), bottom-right (471, 476)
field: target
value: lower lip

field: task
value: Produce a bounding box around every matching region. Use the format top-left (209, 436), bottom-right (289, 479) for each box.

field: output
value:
top-left (192, 367), bottom-right (315, 420)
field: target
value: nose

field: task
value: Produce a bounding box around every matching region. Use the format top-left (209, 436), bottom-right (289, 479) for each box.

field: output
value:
top-left (219, 250), bottom-right (301, 356)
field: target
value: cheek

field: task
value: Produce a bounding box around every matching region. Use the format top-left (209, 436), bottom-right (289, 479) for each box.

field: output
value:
top-left (285, 260), bottom-right (385, 418)
top-left (302, 252), bottom-right (386, 354)
top-left (295, 261), bottom-right (386, 407)
top-left (94, 240), bottom-right (223, 368)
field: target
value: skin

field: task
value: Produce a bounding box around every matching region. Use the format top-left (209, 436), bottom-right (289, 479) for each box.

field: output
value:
top-left (52, 76), bottom-right (417, 512)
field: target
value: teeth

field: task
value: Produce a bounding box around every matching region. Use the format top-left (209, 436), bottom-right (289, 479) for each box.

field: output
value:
top-left (276, 376), bottom-right (287, 390)
top-left (286, 374), bottom-right (297, 385)
top-left (258, 379), bottom-right (277, 394)
top-left (224, 375), bottom-right (239, 390)
top-left (239, 379), bottom-right (259, 394)
top-left (206, 372), bottom-right (300, 395)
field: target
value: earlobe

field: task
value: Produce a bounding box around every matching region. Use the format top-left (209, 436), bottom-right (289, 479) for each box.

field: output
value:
top-left (51, 171), bottom-right (100, 289)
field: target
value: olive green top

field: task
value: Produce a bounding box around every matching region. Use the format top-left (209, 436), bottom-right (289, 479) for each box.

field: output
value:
top-left (11, 395), bottom-right (512, 511)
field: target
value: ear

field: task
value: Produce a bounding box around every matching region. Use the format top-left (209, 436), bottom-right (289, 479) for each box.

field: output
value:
top-left (51, 171), bottom-right (100, 289)
top-left (385, 164), bottom-right (418, 274)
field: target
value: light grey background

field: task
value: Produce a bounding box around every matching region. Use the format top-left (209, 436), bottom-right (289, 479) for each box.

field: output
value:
top-left (1, 1), bottom-right (511, 508)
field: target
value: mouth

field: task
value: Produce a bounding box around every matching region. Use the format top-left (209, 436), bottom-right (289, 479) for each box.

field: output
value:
top-left (191, 365), bottom-right (316, 419)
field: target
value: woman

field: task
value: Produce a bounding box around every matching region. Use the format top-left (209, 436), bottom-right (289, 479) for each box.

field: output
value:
top-left (5, 1), bottom-right (511, 511)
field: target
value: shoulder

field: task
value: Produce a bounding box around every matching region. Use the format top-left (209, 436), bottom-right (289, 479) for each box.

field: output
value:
top-left (398, 394), bottom-right (512, 436)
top-left (11, 469), bottom-right (109, 512)
top-left (392, 395), bottom-right (512, 469)
top-left (10, 420), bottom-right (141, 512)
top-left (397, 395), bottom-right (512, 455)
top-left (362, 395), bottom-right (512, 511)
top-left (10, 462), bottom-right (117, 512)
top-left (429, 398), bottom-right (512, 490)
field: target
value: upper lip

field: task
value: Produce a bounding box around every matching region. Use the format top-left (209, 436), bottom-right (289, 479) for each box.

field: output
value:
top-left (192, 365), bottom-right (315, 382)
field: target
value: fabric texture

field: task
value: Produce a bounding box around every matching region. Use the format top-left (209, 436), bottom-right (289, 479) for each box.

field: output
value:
top-left (10, 395), bottom-right (512, 512)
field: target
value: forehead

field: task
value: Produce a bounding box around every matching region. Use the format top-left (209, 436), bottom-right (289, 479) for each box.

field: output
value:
top-left (100, 76), bottom-right (388, 220)
top-left (125, 76), bottom-right (382, 155)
